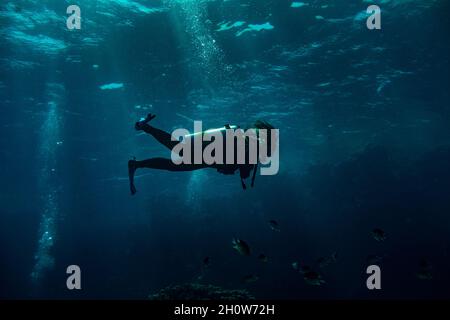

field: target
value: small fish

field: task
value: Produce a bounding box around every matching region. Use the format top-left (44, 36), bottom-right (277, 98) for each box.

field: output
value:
top-left (366, 254), bottom-right (384, 265)
top-left (299, 265), bottom-right (312, 274)
top-left (303, 271), bottom-right (326, 286)
top-left (242, 274), bottom-right (259, 283)
top-left (203, 256), bottom-right (211, 268)
top-left (331, 252), bottom-right (338, 262)
top-left (416, 270), bottom-right (433, 280)
top-left (316, 257), bottom-right (326, 266)
top-left (258, 254), bottom-right (268, 263)
top-left (292, 262), bottom-right (312, 274)
top-left (416, 258), bottom-right (432, 280)
top-left (232, 238), bottom-right (251, 256)
top-left (317, 252), bottom-right (338, 268)
top-left (419, 258), bottom-right (431, 270)
top-left (371, 228), bottom-right (386, 242)
top-left (268, 220), bottom-right (280, 232)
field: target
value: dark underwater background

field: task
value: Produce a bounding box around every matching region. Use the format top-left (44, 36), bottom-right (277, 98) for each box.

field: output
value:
top-left (1, 0), bottom-right (449, 299)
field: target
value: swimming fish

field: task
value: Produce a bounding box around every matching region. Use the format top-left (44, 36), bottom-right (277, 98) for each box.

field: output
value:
top-left (416, 269), bottom-right (433, 280)
top-left (242, 274), bottom-right (259, 283)
top-left (317, 252), bottom-right (338, 268)
top-left (268, 220), bottom-right (280, 232)
top-left (303, 271), bottom-right (326, 286)
top-left (258, 254), bottom-right (268, 263)
top-left (371, 228), bottom-right (386, 242)
top-left (203, 256), bottom-right (211, 268)
top-left (416, 258), bottom-right (432, 280)
top-left (292, 262), bottom-right (312, 274)
top-left (232, 239), bottom-right (251, 256)
top-left (366, 254), bottom-right (384, 265)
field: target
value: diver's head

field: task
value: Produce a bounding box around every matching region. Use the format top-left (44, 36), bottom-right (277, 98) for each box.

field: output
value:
top-left (251, 120), bottom-right (277, 158)
top-left (253, 119), bottom-right (275, 131)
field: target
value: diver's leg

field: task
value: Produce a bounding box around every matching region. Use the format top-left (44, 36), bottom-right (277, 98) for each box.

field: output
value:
top-left (140, 124), bottom-right (178, 151)
top-left (134, 158), bottom-right (208, 171)
top-left (128, 158), bottom-right (208, 195)
top-left (134, 113), bottom-right (155, 129)
top-left (135, 114), bottom-right (177, 151)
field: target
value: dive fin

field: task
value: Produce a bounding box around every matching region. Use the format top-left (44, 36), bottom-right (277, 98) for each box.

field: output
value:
top-left (251, 163), bottom-right (258, 188)
top-left (128, 159), bottom-right (137, 195)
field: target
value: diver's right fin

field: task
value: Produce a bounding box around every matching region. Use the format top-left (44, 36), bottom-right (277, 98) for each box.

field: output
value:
top-left (135, 114), bottom-right (156, 131)
top-left (128, 159), bottom-right (137, 195)
top-left (241, 178), bottom-right (247, 190)
top-left (145, 114), bottom-right (156, 123)
top-left (251, 163), bottom-right (258, 188)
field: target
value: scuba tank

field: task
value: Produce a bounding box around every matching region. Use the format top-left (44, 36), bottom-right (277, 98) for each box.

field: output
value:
top-left (183, 124), bottom-right (238, 138)
top-left (184, 124), bottom-right (259, 190)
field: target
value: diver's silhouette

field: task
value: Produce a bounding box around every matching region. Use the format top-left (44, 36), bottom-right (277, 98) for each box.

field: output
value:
top-left (128, 114), bottom-right (274, 195)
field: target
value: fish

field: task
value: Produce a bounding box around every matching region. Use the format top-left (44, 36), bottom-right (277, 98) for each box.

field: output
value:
top-left (419, 258), bottom-right (431, 270)
top-left (371, 228), bottom-right (386, 242)
top-left (268, 220), bottom-right (280, 232)
top-left (416, 270), bottom-right (432, 280)
top-left (242, 274), bottom-right (259, 283)
top-left (292, 262), bottom-right (312, 274)
top-left (197, 257), bottom-right (211, 281)
top-left (232, 239), bottom-right (251, 256)
top-left (317, 252), bottom-right (338, 268)
top-left (366, 254), bottom-right (384, 265)
top-left (416, 258), bottom-right (432, 280)
top-left (316, 257), bottom-right (327, 267)
top-left (299, 265), bottom-right (312, 274)
top-left (303, 271), bottom-right (326, 286)
top-left (203, 256), bottom-right (211, 268)
top-left (258, 254), bottom-right (268, 263)
top-left (331, 252), bottom-right (338, 261)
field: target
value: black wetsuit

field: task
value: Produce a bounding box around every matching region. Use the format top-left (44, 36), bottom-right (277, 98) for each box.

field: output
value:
top-left (130, 123), bottom-right (255, 192)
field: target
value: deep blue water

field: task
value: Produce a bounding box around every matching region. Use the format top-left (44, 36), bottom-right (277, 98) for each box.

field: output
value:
top-left (1, 0), bottom-right (449, 299)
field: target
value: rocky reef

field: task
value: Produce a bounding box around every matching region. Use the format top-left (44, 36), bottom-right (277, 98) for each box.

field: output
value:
top-left (148, 283), bottom-right (255, 300)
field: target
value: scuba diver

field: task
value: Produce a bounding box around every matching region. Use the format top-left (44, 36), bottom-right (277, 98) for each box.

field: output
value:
top-left (128, 114), bottom-right (276, 195)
